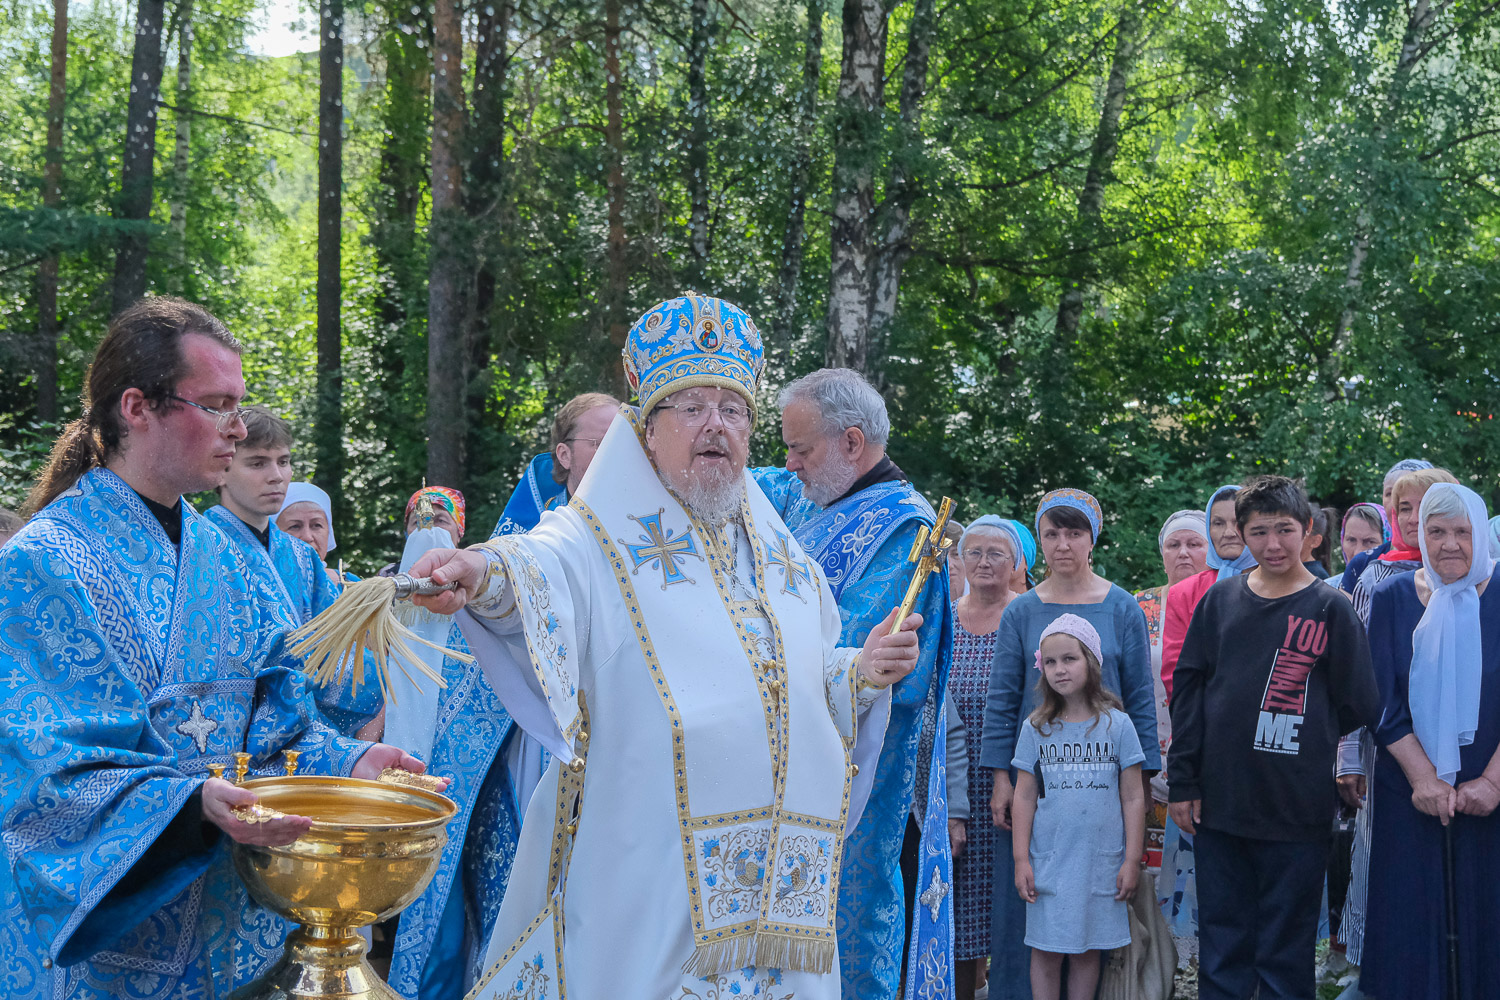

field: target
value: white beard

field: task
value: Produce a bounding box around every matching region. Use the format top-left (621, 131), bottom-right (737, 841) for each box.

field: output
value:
top-left (651, 428), bottom-right (748, 527)
top-left (803, 447), bottom-right (859, 508)
top-left (680, 470), bottom-right (746, 527)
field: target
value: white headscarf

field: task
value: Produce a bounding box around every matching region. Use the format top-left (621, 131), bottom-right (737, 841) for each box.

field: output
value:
top-left (277, 482), bottom-right (337, 553)
top-left (1411, 483), bottom-right (1495, 785)
top-left (382, 526), bottom-right (453, 762)
top-left (1158, 509), bottom-right (1208, 549)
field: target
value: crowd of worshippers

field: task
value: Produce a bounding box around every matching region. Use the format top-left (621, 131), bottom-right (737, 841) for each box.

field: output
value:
top-left (0, 294), bottom-right (1496, 1000)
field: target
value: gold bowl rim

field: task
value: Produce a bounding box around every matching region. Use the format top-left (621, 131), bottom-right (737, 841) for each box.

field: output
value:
top-left (238, 774), bottom-right (458, 832)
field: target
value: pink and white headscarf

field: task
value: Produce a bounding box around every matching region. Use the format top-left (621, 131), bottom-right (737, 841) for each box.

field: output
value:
top-left (1035, 612), bottom-right (1104, 671)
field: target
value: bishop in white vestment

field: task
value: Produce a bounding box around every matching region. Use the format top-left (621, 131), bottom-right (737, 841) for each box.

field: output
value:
top-left (408, 295), bottom-right (923, 1000)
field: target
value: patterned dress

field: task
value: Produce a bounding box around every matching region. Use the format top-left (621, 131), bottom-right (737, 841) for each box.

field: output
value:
top-left (950, 607), bottom-right (1001, 961)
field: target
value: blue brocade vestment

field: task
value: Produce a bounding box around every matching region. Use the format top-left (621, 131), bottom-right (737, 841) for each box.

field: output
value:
top-left (492, 453), bottom-right (568, 538)
top-left (204, 505), bottom-right (382, 735)
top-left (0, 468), bottom-right (370, 1000)
top-left (754, 467), bottom-right (956, 1000)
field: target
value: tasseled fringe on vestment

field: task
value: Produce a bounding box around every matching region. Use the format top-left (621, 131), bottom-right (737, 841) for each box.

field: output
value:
top-left (681, 930), bottom-right (836, 977)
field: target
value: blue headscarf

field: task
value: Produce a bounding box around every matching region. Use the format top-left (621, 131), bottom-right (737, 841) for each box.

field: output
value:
top-left (961, 515), bottom-right (1026, 571)
top-left (1005, 518), bottom-right (1038, 584)
top-left (1034, 488), bottom-right (1103, 542)
top-left (1205, 483), bottom-right (1257, 581)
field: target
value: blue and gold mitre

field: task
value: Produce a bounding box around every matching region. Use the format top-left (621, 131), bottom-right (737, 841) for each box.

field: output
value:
top-left (622, 294), bottom-right (765, 416)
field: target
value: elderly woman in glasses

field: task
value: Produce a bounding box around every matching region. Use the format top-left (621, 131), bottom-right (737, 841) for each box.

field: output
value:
top-left (947, 516), bottom-right (1026, 998)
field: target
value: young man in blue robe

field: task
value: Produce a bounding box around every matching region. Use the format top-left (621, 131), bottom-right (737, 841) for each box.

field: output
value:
top-left (491, 391), bottom-right (618, 536)
top-left (204, 406), bottom-right (381, 735)
top-left (755, 368), bottom-right (956, 1000)
top-left (0, 297), bottom-right (435, 1000)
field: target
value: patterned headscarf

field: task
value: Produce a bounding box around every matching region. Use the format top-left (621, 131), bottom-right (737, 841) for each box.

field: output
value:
top-left (1035, 613), bottom-right (1104, 671)
top-left (1383, 457), bottom-right (1434, 487)
top-left (1035, 488), bottom-right (1103, 542)
top-left (1341, 502), bottom-right (1392, 545)
top-left (405, 486), bottom-right (466, 535)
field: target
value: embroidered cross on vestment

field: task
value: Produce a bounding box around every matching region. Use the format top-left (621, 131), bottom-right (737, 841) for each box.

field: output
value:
top-left (625, 509), bottom-right (703, 589)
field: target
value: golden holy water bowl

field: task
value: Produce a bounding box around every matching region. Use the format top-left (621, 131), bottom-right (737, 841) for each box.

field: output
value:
top-left (229, 775), bottom-right (457, 1000)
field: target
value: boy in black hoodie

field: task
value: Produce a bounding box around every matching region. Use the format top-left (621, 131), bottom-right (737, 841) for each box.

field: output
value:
top-left (1168, 476), bottom-right (1378, 1000)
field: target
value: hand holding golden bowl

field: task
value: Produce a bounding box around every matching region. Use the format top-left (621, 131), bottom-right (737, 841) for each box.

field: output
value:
top-left (203, 744), bottom-right (450, 849)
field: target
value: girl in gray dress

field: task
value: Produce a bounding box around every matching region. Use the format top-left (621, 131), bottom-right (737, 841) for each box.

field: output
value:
top-left (1011, 614), bottom-right (1146, 1000)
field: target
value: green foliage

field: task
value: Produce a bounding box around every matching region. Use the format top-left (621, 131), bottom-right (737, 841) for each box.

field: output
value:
top-left (2, 0), bottom-right (1497, 588)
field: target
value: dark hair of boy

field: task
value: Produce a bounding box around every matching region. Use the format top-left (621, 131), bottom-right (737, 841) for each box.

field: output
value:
top-left (1233, 475), bottom-right (1312, 532)
top-left (1039, 505), bottom-right (1094, 534)
top-left (238, 406), bottom-right (293, 452)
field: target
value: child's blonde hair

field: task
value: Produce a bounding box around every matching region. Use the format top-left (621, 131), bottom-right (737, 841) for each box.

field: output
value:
top-left (1029, 630), bottom-right (1122, 736)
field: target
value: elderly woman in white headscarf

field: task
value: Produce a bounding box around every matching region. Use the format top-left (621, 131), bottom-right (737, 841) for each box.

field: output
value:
top-left (276, 481), bottom-right (348, 583)
top-left (1136, 510), bottom-right (1210, 767)
top-left (1135, 510), bottom-right (1209, 946)
top-left (948, 515), bottom-right (1026, 999)
top-left (1361, 483), bottom-right (1500, 998)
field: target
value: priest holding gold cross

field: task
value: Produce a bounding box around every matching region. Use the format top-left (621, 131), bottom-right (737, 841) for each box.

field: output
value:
top-left (408, 294), bottom-right (924, 1000)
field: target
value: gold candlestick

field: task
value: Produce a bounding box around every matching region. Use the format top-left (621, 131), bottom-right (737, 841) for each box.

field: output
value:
top-left (209, 764), bottom-right (225, 780)
top-left (284, 750), bottom-right (301, 777)
top-left (233, 752), bottom-right (251, 784)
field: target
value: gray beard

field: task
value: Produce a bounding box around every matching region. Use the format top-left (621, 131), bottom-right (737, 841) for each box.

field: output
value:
top-left (803, 449), bottom-right (859, 508)
top-left (680, 469), bottom-right (746, 527)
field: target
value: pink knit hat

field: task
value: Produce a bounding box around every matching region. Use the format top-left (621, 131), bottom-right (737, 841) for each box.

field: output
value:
top-left (1034, 613), bottom-right (1103, 671)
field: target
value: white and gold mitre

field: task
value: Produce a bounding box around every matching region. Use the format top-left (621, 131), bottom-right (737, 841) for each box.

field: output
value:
top-left (621, 294), bottom-right (766, 416)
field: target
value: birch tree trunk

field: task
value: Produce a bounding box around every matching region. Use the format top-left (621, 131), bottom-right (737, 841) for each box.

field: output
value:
top-left (1322, 0), bottom-right (1437, 396)
top-left (825, 0), bottom-right (890, 372)
top-left (1054, 6), bottom-right (1138, 340)
top-left (112, 0), bottom-right (166, 314)
top-left (685, 0), bottom-right (711, 285)
top-left (427, 0), bottom-right (467, 484)
top-left (867, 0), bottom-right (935, 380)
top-left (167, 3), bottom-right (191, 294)
top-left (36, 0), bottom-right (67, 422)
top-left (771, 0), bottom-right (822, 347)
top-left (315, 0), bottom-right (346, 512)
top-left (603, 0), bottom-right (630, 367)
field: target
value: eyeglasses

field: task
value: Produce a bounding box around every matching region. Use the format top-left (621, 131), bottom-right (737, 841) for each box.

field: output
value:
top-left (168, 394), bottom-right (249, 432)
top-left (655, 401), bottom-right (752, 429)
top-left (566, 437), bottom-right (604, 447)
top-left (963, 548), bottom-right (1013, 564)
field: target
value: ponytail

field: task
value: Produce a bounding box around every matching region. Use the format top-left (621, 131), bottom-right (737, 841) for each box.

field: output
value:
top-left (18, 295), bottom-right (240, 519)
top-left (22, 418), bottom-right (103, 517)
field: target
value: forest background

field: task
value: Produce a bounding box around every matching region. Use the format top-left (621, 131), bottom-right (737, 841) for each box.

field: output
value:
top-left (2, 0), bottom-right (1498, 584)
